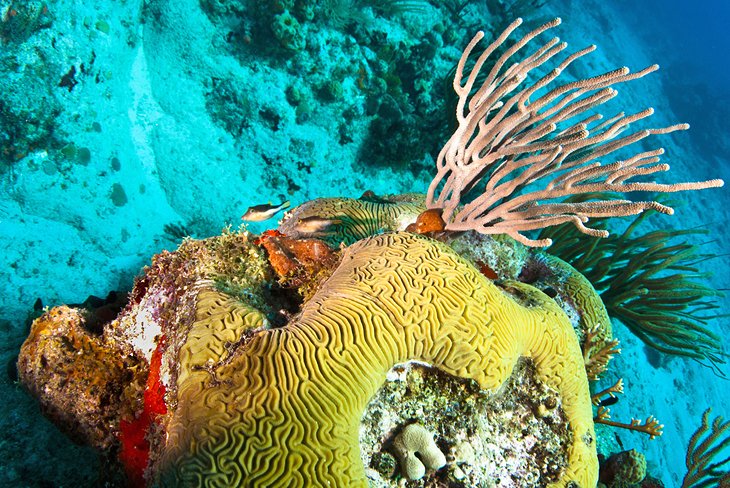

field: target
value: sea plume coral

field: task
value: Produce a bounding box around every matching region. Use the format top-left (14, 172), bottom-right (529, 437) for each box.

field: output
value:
top-left (539, 198), bottom-right (725, 367)
top-left (681, 408), bottom-right (730, 487)
top-left (426, 18), bottom-right (723, 246)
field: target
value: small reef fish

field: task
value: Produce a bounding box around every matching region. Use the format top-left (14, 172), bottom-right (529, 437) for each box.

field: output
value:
top-left (293, 216), bottom-right (343, 234)
top-left (596, 396), bottom-right (619, 408)
top-left (241, 201), bottom-right (290, 222)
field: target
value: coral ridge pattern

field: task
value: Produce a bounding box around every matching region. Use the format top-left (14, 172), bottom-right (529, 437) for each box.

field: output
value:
top-left (277, 194), bottom-right (426, 246)
top-left (158, 232), bottom-right (597, 487)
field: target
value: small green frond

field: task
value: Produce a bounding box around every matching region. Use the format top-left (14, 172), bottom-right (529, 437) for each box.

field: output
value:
top-left (369, 0), bottom-right (429, 15)
top-left (319, 0), bottom-right (428, 28)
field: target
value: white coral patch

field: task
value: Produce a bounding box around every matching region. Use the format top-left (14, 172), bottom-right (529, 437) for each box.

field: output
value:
top-left (126, 290), bottom-right (165, 360)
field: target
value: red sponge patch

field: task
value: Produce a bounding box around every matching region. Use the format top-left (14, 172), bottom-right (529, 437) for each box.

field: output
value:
top-left (118, 336), bottom-right (167, 487)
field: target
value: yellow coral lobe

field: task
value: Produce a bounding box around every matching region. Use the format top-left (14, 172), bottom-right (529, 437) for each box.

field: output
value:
top-left (158, 233), bottom-right (597, 487)
top-left (176, 288), bottom-right (267, 378)
top-left (541, 252), bottom-right (613, 343)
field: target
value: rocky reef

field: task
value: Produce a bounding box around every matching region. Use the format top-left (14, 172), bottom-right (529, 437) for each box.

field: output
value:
top-left (10, 8), bottom-right (727, 486)
top-left (17, 194), bottom-right (624, 487)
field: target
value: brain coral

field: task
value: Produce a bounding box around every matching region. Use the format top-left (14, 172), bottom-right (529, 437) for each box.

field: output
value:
top-left (15, 202), bottom-right (606, 487)
top-left (155, 231), bottom-right (597, 487)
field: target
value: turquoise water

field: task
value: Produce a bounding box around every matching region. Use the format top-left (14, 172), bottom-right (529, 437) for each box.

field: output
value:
top-left (1, 0), bottom-right (728, 485)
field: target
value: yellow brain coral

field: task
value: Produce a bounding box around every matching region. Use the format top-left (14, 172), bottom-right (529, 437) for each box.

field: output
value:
top-left (157, 232), bottom-right (597, 487)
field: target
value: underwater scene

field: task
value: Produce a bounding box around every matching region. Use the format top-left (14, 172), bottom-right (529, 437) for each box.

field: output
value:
top-left (1, 0), bottom-right (729, 486)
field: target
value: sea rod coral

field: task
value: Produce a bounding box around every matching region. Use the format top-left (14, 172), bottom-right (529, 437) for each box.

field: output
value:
top-left (16, 17), bottom-right (724, 488)
top-left (424, 18), bottom-right (722, 244)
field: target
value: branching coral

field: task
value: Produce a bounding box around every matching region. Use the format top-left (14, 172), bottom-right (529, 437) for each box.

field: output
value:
top-left (594, 407), bottom-right (663, 440)
top-left (425, 18), bottom-right (723, 245)
top-left (681, 408), bottom-right (730, 487)
top-left (582, 324), bottom-right (620, 380)
top-left (591, 378), bottom-right (623, 406)
top-left (591, 378), bottom-right (663, 440)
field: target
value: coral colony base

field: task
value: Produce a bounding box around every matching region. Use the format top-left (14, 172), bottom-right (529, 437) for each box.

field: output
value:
top-left (16, 18), bottom-right (726, 488)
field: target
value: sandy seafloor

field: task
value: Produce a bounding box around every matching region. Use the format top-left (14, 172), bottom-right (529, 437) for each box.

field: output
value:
top-left (0, 0), bottom-right (728, 486)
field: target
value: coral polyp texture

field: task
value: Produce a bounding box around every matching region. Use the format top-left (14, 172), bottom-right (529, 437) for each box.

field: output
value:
top-left (163, 231), bottom-right (598, 486)
top-left (277, 193), bottom-right (426, 246)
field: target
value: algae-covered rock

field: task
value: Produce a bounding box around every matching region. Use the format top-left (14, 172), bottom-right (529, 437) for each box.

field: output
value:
top-left (600, 449), bottom-right (647, 487)
top-left (272, 10), bottom-right (306, 51)
top-left (360, 362), bottom-right (572, 487)
top-left (17, 305), bottom-right (143, 451)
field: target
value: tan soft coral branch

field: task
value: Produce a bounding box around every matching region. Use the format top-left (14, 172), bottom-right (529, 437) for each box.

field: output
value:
top-left (594, 406), bottom-right (664, 440)
top-left (426, 18), bottom-right (724, 247)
